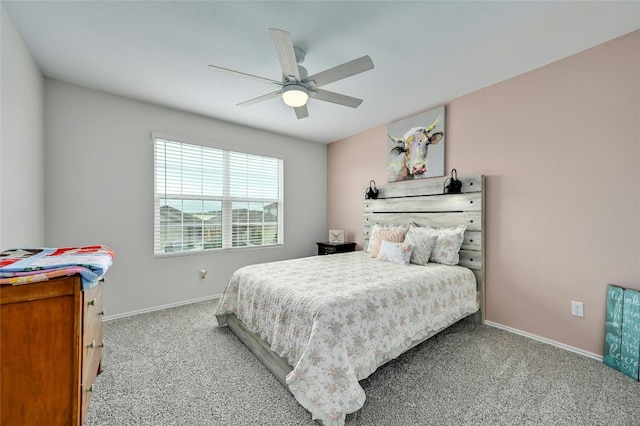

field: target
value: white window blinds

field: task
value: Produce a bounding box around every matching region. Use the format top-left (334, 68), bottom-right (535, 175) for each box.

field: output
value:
top-left (153, 137), bottom-right (284, 255)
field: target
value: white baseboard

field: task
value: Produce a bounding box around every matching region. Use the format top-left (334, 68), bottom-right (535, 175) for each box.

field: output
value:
top-left (485, 320), bottom-right (602, 362)
top-left (103, 294), bottom-right (222, 322)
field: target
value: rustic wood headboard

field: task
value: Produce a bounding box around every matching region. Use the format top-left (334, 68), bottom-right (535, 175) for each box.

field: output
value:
top-left (363, 174), bottom-right (485, 323)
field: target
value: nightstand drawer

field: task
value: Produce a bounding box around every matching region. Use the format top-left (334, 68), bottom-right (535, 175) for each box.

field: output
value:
top-left (316, 242), bottom-right (356, 255)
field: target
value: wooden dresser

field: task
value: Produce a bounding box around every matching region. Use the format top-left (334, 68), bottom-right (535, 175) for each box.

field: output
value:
top-left (0, 275), bottom-right (104, 425)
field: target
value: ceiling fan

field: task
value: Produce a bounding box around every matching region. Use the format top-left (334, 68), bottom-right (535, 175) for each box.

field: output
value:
top-left (208, 28), bottom-right (374, 119)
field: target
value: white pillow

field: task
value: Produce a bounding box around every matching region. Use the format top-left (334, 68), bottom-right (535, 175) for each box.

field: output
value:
top-left (376, 240), bottom-right (413, 265)
top-left (404, 223), bottom-right (438, 265)
top-left (427, 224), bottom-right (467, 265)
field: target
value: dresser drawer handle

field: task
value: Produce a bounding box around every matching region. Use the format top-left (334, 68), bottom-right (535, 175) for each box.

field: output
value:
top-left (87, 340), bottom-right (104, 349)
top-left (99, 310), bottom-right (105, 316)
top-left (87, 298), bottom-right (97, 306)
top-left (87, 384), bottom-right (94, 393)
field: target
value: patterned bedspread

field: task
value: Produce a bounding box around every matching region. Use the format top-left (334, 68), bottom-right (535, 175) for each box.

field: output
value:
top-left (215, 251), bottom-right (477, 426)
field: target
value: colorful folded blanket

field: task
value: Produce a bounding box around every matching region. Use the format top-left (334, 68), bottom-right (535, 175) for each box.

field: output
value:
top-left (0, 245), bottom-right (114, 290)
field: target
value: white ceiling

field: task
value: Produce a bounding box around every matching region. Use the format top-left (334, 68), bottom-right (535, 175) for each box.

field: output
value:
top-left (3, 1), bottom-right (639, 144)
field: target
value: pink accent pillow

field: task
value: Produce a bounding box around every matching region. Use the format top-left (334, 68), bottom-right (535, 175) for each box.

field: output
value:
top-left (368, 226), bottom-right (406, 258)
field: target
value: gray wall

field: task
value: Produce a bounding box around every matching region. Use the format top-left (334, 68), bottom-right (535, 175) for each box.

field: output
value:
top-left (44, 79), bottom-right (327, 317)
top-left (0, 8), bottom-right (45, 248)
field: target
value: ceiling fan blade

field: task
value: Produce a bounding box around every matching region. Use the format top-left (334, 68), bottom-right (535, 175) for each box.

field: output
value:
top-left (269, 28), bottom-right (301, 81)
top-left (237, 90), bottom-right (281, 106)
top-left (313, 89), bottom-right (363, 108)
top-left (208, 65), bottom-right (279, 85)
top-left (294, 105), bottom-right (309, 119)
top-left (304, 55), bottom-right (374, 87)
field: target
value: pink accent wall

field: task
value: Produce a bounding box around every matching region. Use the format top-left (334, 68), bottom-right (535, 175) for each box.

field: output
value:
top-left (327, 30), bottom-right (640, 356)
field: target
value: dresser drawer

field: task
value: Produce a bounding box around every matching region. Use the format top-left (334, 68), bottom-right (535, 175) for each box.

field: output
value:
top-left (83, 281), bottom-right (103, 335)
top-left (82, 319), bottom-right (103, 384)
top-left (81, 324), bottom-right (102, 423)
top-left (81, 281), bottom-right (103, 424)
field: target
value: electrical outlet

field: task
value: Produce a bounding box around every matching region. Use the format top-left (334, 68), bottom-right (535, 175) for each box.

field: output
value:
top-left (200, 270), bottom-right (208, 279)
top-left (571, 301), bottom-right (584, 317)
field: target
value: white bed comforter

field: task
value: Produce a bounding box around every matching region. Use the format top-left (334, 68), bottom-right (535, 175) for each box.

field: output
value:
top-left (215, 251), bottom-right (478, 425)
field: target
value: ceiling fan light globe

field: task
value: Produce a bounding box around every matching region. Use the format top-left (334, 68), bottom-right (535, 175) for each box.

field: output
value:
top-left (281, 85), bottom-right (309, 107)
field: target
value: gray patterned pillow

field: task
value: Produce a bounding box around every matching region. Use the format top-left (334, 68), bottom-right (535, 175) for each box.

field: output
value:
top-left (427, 224), bottom-right (467, 265)
top-left (404, 224), bottom-right (438, 265)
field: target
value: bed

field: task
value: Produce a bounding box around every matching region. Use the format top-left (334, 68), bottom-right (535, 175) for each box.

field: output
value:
top-left (215, 174), bottom-right (485, 425)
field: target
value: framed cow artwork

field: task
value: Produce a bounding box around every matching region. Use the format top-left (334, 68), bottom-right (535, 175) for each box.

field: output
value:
top-left (387, 105), bottom-right (445, 183)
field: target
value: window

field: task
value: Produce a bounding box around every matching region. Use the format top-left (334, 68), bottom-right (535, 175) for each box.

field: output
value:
top-left (153, 136), bottom-right (283, 255)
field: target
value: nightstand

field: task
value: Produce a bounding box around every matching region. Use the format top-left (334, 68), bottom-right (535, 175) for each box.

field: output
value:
top-left (316, 241), bottom-right (356, 255)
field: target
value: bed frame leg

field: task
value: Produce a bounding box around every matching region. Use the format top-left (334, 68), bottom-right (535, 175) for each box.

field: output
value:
top-left (215, 314), bottom-right (228, 327)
